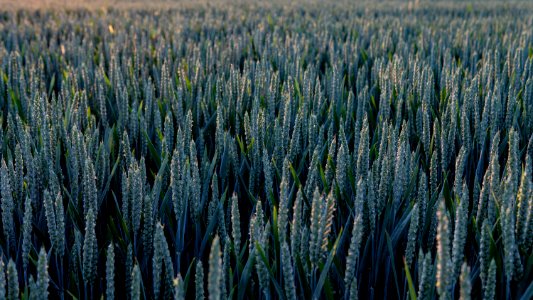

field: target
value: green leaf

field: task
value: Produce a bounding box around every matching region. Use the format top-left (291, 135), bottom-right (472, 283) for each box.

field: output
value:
top-left (313, 227), bottom-right (343, 300)
top-left (66, 290), bottom-right (79, 300)
top-left (98, 154), bottom-right (120, 209)
top-left (385, 231), bottom-right (401, 299)
top-left (183, 258), bottom-right (196, 296)
top-left (295, 255), bottom-right (311, 299)
top-left (48, 74), bottom-right (56, 98)
top-left (521, 281), bottom-right (533, 300)
top-left (404, 258), bottom-right (417, 300)
top-left (255, 243), bottom-right (285, 299)
top-left (143, 129), bottom-right (161, 167)
top-left (199, 187), bottom-right (228, 256)
top-left (237, 253), bottom-right (255, 300)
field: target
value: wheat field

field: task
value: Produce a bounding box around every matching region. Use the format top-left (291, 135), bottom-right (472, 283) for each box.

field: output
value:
top-left (0, 1), bottom-right (532, 299)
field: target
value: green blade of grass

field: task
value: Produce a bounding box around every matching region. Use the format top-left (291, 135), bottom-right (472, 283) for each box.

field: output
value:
top-left (313, 227), bottom-right (343, 300)
top-left (254, 243), bottom-right (285, 299)
top-left (404, 258), bottom-right (417, 300)
top-left (385, 230), bottom-right (401, 299)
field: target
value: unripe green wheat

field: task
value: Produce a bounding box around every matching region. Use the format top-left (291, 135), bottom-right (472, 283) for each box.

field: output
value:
top-left (7, 260), bottom-right (18, 300)
top-left (484, 259), bottom-right (496, 300)
top-left (516, 165), bottom-right (531, 249)
top-left (345, 214), bottom-right (363, 289)
top-left (309, 188), bottom-right (323, 265)
top-left (83, 207), bottom-right (97, 286)
top-left (231, 193), bottom-right (241, 254)
top-left (196, 260), bottom-right (205, 300)
top-left (436, 200), bottom-right (451, 299)
top-left (208, 235), bottom-right (222, 300)
top-left (459, 263), bottom-right (471, 300)
top-left (418, 252), bottom-right (434, 300)
top-left (1, 160), bottom-right (16, 253)
top-left (36, 247), bottom-right (49, 300)
top-left (190, 140), bottom-right (202, 223)
top-left (174, 274), bottom-right (185, 300)
top-left (291, 188), bottom-right (303, 258)
top-left (131, 264), bottom-right (141, 300)
top-left (277, 158), bottom-right (290, 243)
top-left (106, 244), bottom-right (115, 300)
top-left (405, 203), bottom-right (419, 266)
top-left (22, 195), bottom-right (32, 274)
top-left (452, 182), bottom-right (469, 279)
top-left (281, 240), bottom-right (296, 300)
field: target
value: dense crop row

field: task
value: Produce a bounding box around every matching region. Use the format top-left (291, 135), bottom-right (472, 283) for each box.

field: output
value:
top-left (0, 1), bottom-right (532, 299)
